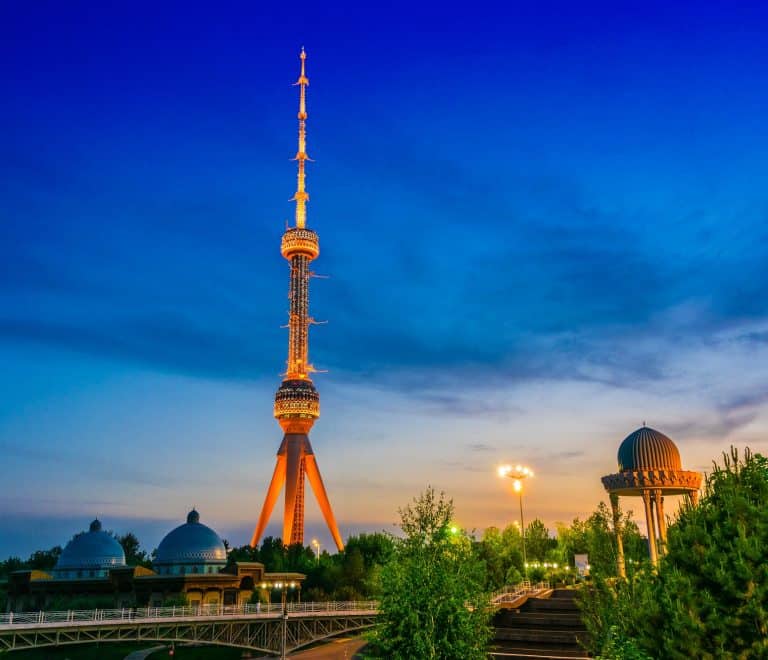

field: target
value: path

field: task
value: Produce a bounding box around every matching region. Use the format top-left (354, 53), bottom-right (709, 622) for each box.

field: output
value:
top-left (288, 636), bottom-right (367, 659)
top-left (124, 645), bottom-right (167, 660)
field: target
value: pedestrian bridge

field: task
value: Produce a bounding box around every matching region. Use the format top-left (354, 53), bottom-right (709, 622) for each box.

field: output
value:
top-left (0, 601), bottom-right (378, 657)
top-left (0, 582), bottom-right (550, 656)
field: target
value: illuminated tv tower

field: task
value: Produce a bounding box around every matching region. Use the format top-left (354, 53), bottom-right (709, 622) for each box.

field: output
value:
top-left (251, 49), bottom-right (344, 551)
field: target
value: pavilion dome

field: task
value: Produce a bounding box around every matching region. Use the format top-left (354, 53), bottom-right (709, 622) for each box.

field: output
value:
top-left (617, 426), bottom-right (682, 472)
top-left (154, 509), bottom-right (227, 568)
top-left (54, 519), bottom-right (126, 573)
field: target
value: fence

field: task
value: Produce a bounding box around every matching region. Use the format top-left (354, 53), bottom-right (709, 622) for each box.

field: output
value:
top-left (0, 600), bottom-right (379, 627)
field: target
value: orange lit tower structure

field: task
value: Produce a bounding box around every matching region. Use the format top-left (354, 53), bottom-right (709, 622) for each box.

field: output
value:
top-left (251, 49), bottom-right (344, 552)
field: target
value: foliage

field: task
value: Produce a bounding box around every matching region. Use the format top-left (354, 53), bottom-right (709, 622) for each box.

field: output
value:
top-left (524, 518), bottom-right (558, 562)
top-left (117, 532), bottom-right (151, 568)
top-left (162, 593), bottom-right (189, 607)
top-left (556, 502), bottom-right (645, 578)
top-left (366, 487), bottom-right (492, 660)
top-left (579, 448), bottom-right (768, 658)
top-left (227, 531), bottom-right (393, 601)
top-left (47, 594), bottom-right (116, 610)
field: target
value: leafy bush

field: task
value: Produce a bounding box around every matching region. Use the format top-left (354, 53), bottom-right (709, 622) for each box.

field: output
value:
top-left (366, 487), bottom-right (492, 659)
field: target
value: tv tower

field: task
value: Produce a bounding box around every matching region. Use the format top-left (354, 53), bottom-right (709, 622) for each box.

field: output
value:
top-left (251, 49), bottom-right (344, 551)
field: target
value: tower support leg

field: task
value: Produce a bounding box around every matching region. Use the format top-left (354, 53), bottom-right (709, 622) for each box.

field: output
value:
top-left (251, 455), bottom-right (287, 547)
top-left (283, 435), bottom-right (306, 546)
top-left (305, 454), bottom-right (344, 551)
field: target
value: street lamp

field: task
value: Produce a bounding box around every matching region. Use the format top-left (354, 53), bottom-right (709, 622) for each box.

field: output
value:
top-left (271, 580), bottom-right (296, 660)
top-left (311, 538), bottom-right (320, 563)
top-left (498, 464), bottom-right (534, 574)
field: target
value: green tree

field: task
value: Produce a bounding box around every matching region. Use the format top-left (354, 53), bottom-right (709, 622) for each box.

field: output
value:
top-left (117, 532), bottom-right (151, 567)
top-left (524, 518), bottom-right (556, 562)
top-left (580, 448), bottom-right (768, 658)
top-left (367, 487), bottom-right (492, 659)
top-left (27, 546), bottom-right (61, 572)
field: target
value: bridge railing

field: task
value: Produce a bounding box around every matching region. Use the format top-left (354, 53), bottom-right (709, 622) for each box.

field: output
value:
top-left (0, 600), bottom-right (380, 627)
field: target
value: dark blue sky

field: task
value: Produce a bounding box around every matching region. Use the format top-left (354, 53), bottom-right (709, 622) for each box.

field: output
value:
top-left (2, 1), bottom-right (768, 557)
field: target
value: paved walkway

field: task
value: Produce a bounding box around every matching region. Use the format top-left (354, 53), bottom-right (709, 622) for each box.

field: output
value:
top-left (288, 636), bottom-right (367, 659)
top-left (124, 645), bottom-right (167, 660)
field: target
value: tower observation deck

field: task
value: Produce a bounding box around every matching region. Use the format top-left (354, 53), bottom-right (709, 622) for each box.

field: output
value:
top-left (251, 49), bottom-right (344, 552)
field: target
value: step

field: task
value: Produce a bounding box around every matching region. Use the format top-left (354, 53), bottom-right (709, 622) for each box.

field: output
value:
top-left (492, 641), bottom-right (590, 658)
top-left (494, 612), bottom-right (585, 629)
top-left (495, 627), bottom-right (586, 645)
top-left (550, 589), bottom-right (579, 600)
top-left (524, 599), bottom-right (580, 613)
top-left (491, 647), bottom-right (590, 659)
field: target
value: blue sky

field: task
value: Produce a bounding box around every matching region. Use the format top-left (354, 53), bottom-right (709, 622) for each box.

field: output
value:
top-left (1, 1), bottom-right (768, 558)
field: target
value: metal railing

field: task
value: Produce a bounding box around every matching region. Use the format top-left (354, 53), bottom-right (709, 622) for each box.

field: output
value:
top-left (491, 580), bottom-right (551, 604)
top-left (0, 600), bottom-right (379, 627)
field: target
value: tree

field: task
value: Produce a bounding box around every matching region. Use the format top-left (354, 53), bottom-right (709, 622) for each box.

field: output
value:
top-left (524, 518), bottom-right (557, 562)
top-left (367, 487), bottom-right (492, 659)
top-left (580, 448), bottom-right (768, 658)
top-left (117, 532), bottom-right (150, 567)
top-left (27, 546), bottom-right (61, 571)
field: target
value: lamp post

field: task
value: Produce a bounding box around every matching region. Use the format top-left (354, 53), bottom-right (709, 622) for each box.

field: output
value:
top-left (498, 464), bottom-right (534, 575)
top-left (311, 538), bottom-right (320, 563)
top-left (272, 580), bottom-right (296, 660)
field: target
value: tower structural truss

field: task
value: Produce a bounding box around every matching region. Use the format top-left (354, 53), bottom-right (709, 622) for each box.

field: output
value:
top-left (251, 49), bottom-right (344, 552)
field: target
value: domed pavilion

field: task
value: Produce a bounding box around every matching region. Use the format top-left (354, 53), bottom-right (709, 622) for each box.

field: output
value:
top-left (53, 519), bottom-right (126, 579)
top-left (6, 511), bottom-right (305, 612)
top-left (602, 425), bottom-right (702, 574)
top-left (153, 509), bottom-right (227, 576)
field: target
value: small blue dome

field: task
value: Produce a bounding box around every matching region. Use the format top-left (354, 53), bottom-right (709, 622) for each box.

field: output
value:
top-left (55, 519), bottom-right (126, 573)
top-left (154, 510), bottom-right (227, 567)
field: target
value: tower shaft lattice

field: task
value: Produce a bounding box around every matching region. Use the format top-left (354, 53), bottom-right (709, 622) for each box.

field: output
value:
top-left (251, 49), bottom-right (344, 552)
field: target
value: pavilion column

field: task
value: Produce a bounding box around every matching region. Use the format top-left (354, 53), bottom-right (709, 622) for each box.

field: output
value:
top-left (654, 490), bottom-right (667, 553)
top-left (689, 490), bottom-right (699, 507)
top-left (642, 489), bottom-right (658, 566)
top-left (609, 492), bottom-right (626, 578)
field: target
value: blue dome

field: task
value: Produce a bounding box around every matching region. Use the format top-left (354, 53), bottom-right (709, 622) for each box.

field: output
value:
top-left (55, 519), bottom-right (126, 573)
top-left (154, 510), bottom-right (227, 567)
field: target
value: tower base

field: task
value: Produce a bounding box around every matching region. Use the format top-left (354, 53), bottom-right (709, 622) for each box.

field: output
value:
top-left (252, 433), bottom-right (344, 551)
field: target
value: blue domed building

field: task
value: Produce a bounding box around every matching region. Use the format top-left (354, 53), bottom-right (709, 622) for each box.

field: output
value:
top-left (52, 519), bottom-right (126, 579)
top-left (153, 509), bottom-right (227, 576)
top-left (6, 511), bottom-right (305, 612)
top-left (602, 425), bottom-right (702, 574)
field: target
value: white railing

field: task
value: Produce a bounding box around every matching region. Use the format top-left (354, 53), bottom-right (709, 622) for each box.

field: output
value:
top-left (491, 579), bottom-right (551, 604)
top-left (0, 600), bottom-right (379, 627)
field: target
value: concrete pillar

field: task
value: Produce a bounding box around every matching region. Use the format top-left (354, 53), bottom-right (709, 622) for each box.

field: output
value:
top-left (642, 489), bottom-right (658, 566)
top-left (654, 490), bottom-right (667, 552)
top-left (609, 492), bottom-right (626, 578)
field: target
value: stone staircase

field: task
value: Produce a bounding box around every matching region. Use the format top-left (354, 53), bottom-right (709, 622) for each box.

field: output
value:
top-left (492, 588), bottom-right (590, 658)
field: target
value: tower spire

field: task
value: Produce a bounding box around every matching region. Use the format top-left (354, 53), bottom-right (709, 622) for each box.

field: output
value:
top-left (252, 50), bottom-right (344, 552)
top-left (293, 47), bottom-right (309, 229)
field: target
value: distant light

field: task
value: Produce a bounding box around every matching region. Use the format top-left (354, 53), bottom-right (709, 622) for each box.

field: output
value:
top-left (450, 525), bottom-right (459, 534)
